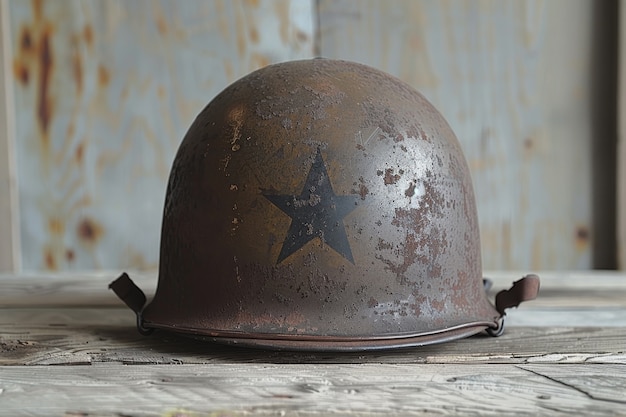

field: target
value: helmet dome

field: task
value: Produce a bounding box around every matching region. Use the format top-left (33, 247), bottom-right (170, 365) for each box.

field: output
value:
top-left (111, 59), bottom-right (539, 351)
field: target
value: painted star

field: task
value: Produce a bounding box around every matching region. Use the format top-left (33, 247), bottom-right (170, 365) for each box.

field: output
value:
top-left (264, 148), bottom-right (359, 264)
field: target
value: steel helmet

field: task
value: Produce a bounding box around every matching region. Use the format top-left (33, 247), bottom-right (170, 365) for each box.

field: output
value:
top-left (111, 58), bottom-right (539, 351)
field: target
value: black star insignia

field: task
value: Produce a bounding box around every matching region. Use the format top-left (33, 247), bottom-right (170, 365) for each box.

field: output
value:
top-left (263, 148), bottom-right (359, 264)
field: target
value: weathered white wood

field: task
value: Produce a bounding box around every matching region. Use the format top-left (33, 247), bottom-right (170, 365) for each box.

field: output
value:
top-left (0, 364), bottom-right (624, 416)
top-left (505, 307), bottom-right (626, 327)
top-left (0, 0), bottom-right (20, 273)
top-left (1, 307), bottom-right (625, 366)
top-left (318, 0), bottom-right (601, 270)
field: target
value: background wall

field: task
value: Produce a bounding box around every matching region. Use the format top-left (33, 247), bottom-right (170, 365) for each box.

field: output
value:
top-left (317, 0), bottom-right (617, 270)
top-left (0, 0), bottom-right (619, 273)
top-left (1, 0), bottom-right (315, 272)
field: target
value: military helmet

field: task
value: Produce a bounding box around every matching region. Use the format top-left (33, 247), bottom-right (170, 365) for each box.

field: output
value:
top-left (111, 58), bottom-right (539, 351)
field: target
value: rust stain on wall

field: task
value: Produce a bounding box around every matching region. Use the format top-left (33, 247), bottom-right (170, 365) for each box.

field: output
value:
top-left (156, 14), bottom-right (168, 36)
top-left (9, 0), bottom-right (315, 271)
top-left (44, 247), bottom-right (57, 270)
top-left (74, 142), bottom-right (85, 165)
top-left (77, 217), bottom-right (104, 246)
top-left (13, 60), bottom-right (30, 86)
top-left (13, 27), bottom-right (33, 85)
top-left (71, 38), bottom-right (83, 94)
top-left (12, 8), bottom-right (56, 142)
top-left (98, 65), bottom-right (110, 87)
top-left (83, 24), bottom-right (94, 47)
top-left (575, 225), bottom-right (590, 251)
top-left (48, 218), bottom-right (65, 235)
top-left (157, 85), bottom-right (166, 100)
top-left (20, 25), bottom-right (34, 51)
top-left (37, 25), bottom-right (54, 139)
top-left (250, 53), bottom-right (271, 70)
top-left (274, 1), bottom-right (290, 45)
top-left (249, 26), bottom-right (259, 44)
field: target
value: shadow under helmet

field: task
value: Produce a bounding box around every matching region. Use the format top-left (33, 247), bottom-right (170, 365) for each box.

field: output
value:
top-left (111, 58), bottom-right (539, 351)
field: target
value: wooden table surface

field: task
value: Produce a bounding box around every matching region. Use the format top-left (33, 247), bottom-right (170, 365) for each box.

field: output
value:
top-left (1, 271), bottom-right (625, 416)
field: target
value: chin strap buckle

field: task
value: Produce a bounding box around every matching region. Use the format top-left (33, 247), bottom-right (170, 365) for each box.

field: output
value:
top-left (109, 272), bottom-right (153, 335)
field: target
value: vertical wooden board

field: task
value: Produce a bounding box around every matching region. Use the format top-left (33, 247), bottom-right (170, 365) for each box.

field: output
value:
top-left (318, 0), bottom-right (595, 270)
top-left (0, 0), bottom-right (20, 272)
top-left (619, 0), bottom-right (626, 270)
top-left (7, 0), bottom-right (314, 271)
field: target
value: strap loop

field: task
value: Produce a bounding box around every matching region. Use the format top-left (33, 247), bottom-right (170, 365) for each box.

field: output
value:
top-left (495, 274), bottom-right (540, 316)
top-left (109, 272), bottom-right (153, 335)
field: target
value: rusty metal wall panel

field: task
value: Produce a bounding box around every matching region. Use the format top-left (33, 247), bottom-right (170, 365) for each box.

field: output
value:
top-left (8, 0), bottom-right (314, 271)
top-left (0, 0), bottom-right (21, 272)
top-left (318, 0), bottom-right (595, 270)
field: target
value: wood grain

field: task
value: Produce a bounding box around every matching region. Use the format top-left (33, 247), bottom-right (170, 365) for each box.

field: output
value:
top-left (1, 272), bottom-right (625, 416)
top-left (0, 307), bottom-right (624, 366)
top-left (1, 364), bottom-right (625, 416)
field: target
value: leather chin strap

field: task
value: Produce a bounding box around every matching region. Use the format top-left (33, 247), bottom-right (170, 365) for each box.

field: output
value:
top-left (109, 272), bottom-right (152, 335)
top-left (494, 274), bottom-right (540, 316)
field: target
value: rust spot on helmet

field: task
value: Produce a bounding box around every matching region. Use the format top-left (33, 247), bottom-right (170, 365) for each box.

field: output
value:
top-left (383, 168), bottom-right (401, 185)
top-left (376, 232), bottom-right (420, 284)
top-left (405, 182), bottom-right (416, 197)
top-left (376, 238), bottom-right (393, 251)
top-left (351, 177), bottom-right (369, 200)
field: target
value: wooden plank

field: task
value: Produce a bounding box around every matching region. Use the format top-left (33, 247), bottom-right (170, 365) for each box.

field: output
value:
top-left (1, 307), bottom-right (625, 366)
top-left (0, 270), bottom-right (157, 307)
top-left (0, 363), bottom-right (624, 416)
top-left (2, 271), bottom-right (626, 307)
top-left (0, 0), bottom-right (20, 272)
top-left (318, 0), bottom-right (603, 270)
